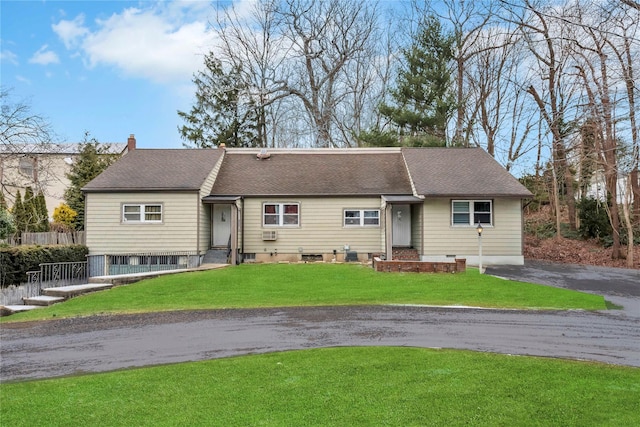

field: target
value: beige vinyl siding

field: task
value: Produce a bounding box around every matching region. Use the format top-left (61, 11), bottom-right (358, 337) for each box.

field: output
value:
top-left (411, 203), bottom-right (423, 253)
top-left (423, 198), bottom-right (523, 256)
top-left (86, 192), bottom-right (200, 254)
top-left (198, 154), bottom-right (225, 252)
top-left (243, 197), bottom-right (385, 254)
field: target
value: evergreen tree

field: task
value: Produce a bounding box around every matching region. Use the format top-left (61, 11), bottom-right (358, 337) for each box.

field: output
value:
top-left (0, 205), bottom-right (16, 240)
top-left (0, 192), bottom-right (7, 210)
top-left (379, 15), bottom-right (455, 146)
top-left (12, 190), bottom-right (25, 234)
top-left (65, 134), bottom-right (120, 230)
top-left (35, 190), bottom-right (50, 232)
top-left (23, 187), bottom-right (37, 232)
top-left (178, 53), bottom-right (259, 148)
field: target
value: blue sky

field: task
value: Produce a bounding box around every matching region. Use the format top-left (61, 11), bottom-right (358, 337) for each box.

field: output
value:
top-left (1, 0), bottom-right (222, 148)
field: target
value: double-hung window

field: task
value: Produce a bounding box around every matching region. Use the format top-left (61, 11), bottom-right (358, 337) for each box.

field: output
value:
top-left (452, 200), bottom-right (492, 226)
top-left (263, 203), bottom-right (299, 226)
top-left (344, 209), bottom-right (380, 227)
top-left (122, 204), bottom-right (163, 223)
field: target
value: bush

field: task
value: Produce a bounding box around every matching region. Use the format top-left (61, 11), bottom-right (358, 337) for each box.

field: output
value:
top-left (0, 245), bottom-right (88, 288)
top-left (0, 208), bottom-right (16, 240)
top-left (578, 198), bottom-right (612, 240)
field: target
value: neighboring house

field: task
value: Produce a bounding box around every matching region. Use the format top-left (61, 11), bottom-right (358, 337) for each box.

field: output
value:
top-left (581, 171), bottom-right (639, 205)
top-left (83, 146), bottom-right (532, 272)
top-left (0, 136), bottom-right (134, 217)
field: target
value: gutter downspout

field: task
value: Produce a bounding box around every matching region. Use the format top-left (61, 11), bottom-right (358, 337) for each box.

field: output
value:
top-left (196, 191), bottom-right (200, 265)
top-left (237, 197), bottom-right (244, 262)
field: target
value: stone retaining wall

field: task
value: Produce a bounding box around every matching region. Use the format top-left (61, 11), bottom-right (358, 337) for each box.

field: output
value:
top-left (373, 257), bottom-right (466, 273)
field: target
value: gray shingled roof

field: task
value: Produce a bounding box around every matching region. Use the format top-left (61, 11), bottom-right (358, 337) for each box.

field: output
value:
top-left (210, 151), bottom-right (414, 196)
top-left (83, 147), bottom-right (531, 198)
top-left (402, 147), bottom-right (532, 198)
top-left (1, 143), bottom-right (126, 155)
top-left (83, 149), bottom-right (223, 192)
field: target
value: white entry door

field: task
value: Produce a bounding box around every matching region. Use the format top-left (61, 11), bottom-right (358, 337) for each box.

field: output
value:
top-left (392, 204), bottom-right (411, 246)
top-left (212, 204), bottom-right (232, 247)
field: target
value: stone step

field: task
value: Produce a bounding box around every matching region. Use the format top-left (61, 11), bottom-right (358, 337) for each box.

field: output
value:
top-left (392, 248), bottom-right (420, 261)
top-left (203, 249), bottom-right (229, 264)
top-left (22, 295), bottom-right (66, 306)
top-left (42, 283), bottom-right (113, 298)
top-left (0, 305), bottom-right (44, 316)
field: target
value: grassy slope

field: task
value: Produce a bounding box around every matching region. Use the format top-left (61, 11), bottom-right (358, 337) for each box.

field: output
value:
top-left (2, 347), bottom-right (638, 426)
top-left (2, 263), bottom-right (606, 322)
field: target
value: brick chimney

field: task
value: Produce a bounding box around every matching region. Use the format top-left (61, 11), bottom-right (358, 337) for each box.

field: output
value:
top-left (127, 134), bottom-right (136, 152)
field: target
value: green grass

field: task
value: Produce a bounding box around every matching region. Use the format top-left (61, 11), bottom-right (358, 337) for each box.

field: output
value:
top-left (1, 347), bottom-right (638, 426)
top-left (2, 264), bottom-right (606, 322)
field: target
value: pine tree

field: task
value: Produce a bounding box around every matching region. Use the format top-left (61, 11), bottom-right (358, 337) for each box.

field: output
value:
top-left (65, 134), bottom-right (120, 230)
top-left (178, 53), bottom-right (259, 148)
top-left (35, 190), bottom-right (50, 232)
top-left (12, 190), bottom-right (25, 234)
top-left (379, 15), bottom-right (455, 146)
top-left (23, 187), bottom-right (37, 233)
top-left (0, 192), bottom-right (7, 210)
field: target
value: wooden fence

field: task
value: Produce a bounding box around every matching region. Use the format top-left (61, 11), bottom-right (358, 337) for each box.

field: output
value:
top-left (5, 231), bottom-right (85, 246)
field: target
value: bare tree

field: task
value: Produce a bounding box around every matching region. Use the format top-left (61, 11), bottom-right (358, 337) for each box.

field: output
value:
top-left (279, 0), bottom-right (378, 147)
top-left (422, 0), bottom-right (501, 147)
top-left (0, 88), bottom-right (56, 204)
top-left (213, 0), bottom-right (292, 147)
top-left (505, 0), bottom-right (580, 232)
top-left (604, 2), bottom-right (640, 220)
top-left (569, 0), bottom-right (640, 261)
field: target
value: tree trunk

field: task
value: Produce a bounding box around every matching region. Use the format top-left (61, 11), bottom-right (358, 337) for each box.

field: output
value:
top-left (622, 178), bottom-right (634, 267)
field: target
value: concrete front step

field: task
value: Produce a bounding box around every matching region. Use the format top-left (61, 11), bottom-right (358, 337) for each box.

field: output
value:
top-left (23, 295), bottom-right (66, 306)
top-left (0, 305), bottom-right (44, 316)
top-left (42, 283), bottom-right (113, 298)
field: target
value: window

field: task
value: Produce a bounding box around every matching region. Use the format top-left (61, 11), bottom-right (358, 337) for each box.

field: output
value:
top-left (19, 158), bottom-right (35, 180)
top-left (122, 204), bottom-right (163, 223)
top-left (451, 200), bottom-right (492, 226)
top-left (263, 203), bottom-right (299, 226)
top-left (344, 209), bottom-right (380, 227)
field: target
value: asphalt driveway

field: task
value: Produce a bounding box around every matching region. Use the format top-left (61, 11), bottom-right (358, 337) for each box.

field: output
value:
top-left (486, 260), bottom-right (640, 317)
top-left (2, 261), bottom-right (639, 382)
top-left (486, 260), bottom-right (640, 297)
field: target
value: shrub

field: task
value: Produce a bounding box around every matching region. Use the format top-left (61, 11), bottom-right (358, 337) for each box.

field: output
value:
top-left (53, 203), bottom-right (77, 228)
top-left (0, 208), bottom-right (16, 240)
top-left (0, 245), bottom-right (88, 288)
top-left (577, 198), bottom-right (612, 240)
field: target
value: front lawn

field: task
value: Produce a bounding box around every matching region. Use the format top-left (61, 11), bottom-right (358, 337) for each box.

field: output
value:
top-left (1, 347), bottom-right (638, 426)
top-left (1, 263), bottom-right (606, 322)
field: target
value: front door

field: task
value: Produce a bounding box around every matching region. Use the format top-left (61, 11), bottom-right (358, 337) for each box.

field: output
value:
top-left (212, 204), bottom-right (232, 247)
top-left (392, 204), bottom-right (411, 246)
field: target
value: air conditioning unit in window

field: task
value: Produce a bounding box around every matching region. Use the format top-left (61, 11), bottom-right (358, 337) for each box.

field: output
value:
top-left (262, 230), bottom-right (277, 241)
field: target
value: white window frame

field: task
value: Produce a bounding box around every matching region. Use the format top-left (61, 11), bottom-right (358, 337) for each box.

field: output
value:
top-left (122, 204), bottom-right (163, 223)
top-left (262, 203), bottom-right (300, 227)
top-left (344, 209), bottom-right (380, 227)
top-left (451, 200), bottom-right (492, 226)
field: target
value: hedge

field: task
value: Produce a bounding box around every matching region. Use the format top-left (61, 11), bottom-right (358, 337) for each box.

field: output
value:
top-left (0, 245), bottom-right (89, 288)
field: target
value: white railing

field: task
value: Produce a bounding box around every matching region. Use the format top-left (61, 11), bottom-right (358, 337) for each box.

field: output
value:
top-left (0, 261), bottom-right (87, 305)
top-left (87, 251), bottom-right (200, 276)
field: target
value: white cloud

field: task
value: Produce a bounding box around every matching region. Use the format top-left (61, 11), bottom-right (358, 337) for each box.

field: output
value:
top-left (1, 49), bottom-right (19, 65)
top-left (29, 45), bottom-right (60, 65)
top-left (52, 14), bottom-right (89, 49)
top-left (15, 75), bottom-right (31, 85)
top-left (53, 2), bottom-right (219, 84)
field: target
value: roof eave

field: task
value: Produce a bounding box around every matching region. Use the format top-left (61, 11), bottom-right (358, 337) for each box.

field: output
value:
top-left (82, 187), bottom-right (201, 193)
